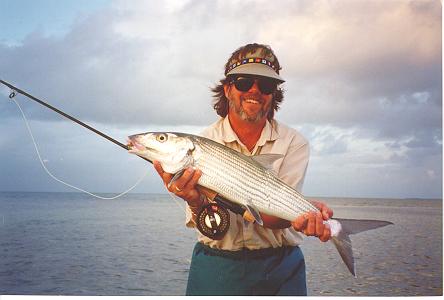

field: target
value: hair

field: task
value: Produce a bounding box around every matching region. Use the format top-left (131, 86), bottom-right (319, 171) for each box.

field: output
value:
top-left (211, 43), bottom-right (284, 121)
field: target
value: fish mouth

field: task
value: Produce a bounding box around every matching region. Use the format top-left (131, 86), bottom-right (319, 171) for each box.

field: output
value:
top-left (127, 137), bottom-right (160, 156)
top-left (127, 138), bottom-right (146, 152)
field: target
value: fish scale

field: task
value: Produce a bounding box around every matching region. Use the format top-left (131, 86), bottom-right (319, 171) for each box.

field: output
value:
top-left (127, 131), bottom-right (394, 277)
top-left (191, 135), bottom-right (316, 220)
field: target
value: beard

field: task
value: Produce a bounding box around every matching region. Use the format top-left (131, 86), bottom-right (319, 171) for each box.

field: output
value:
top-left (228, 97), bottom-right (271, 123)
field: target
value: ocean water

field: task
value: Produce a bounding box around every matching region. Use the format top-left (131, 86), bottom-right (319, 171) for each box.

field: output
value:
top-left (0, 192), bottom-right (441, 296)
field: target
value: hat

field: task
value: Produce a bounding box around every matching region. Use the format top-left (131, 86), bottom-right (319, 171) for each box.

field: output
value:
top-left (225, 46), bottom-right (285, 83)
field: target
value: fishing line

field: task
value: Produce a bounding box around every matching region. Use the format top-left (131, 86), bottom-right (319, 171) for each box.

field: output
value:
top-left (166, 191), bottom-right (188, 214)
top-left (1, 79), bottom-right (217, 215)
top-left (11, 95), bottom-right (148, 200)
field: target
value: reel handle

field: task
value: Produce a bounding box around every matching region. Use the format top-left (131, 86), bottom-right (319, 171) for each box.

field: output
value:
top-left (197, 186), bottom-right (255, 223)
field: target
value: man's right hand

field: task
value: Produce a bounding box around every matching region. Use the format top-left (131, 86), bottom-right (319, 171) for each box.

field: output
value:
top-left (153, 161), bottom-right (203, 207)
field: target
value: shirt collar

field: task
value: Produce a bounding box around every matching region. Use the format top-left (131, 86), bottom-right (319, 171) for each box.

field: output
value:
top-left (221, 117), bottom-right (280, 146)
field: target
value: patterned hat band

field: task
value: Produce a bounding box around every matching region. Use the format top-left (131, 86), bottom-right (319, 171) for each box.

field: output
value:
top-left (225, 57), bottom-right (279, 75)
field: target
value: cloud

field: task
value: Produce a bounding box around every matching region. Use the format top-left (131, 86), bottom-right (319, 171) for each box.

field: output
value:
top-left (263, 0), bottom-right (441, 155)
top-left (1, 0), bottom-right (440, 127)
top-left (0, 0), bottom-right (441, 198)
top-left (300, 124), bottom-right (442, 198)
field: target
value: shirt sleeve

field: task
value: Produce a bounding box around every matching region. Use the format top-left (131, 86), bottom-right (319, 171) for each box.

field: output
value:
top-left (278, 140), bottom-right (310, 192)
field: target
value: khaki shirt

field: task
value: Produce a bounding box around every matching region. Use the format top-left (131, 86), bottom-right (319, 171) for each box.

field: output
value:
top-left (185, 117), bottom-right (309, 250)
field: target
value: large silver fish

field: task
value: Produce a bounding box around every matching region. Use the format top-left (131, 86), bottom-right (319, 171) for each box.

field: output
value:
top-left (127, 132), bottom-right (392, 277)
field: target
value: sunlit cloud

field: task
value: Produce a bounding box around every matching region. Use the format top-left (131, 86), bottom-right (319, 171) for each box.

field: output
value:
top-left (0, 0), bottom-right (440, 198)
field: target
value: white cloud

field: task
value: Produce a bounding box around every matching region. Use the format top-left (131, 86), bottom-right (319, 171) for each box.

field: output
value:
top-left (0, 0), bottom-right (441, 198)
top-left (262, 1), bottom-right (440, 77)
top-left (427, 169), bottom-right (436, 180)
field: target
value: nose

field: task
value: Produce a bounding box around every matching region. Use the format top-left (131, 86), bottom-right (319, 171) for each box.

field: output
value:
top-left (248, 80), bottom-right (261, 93)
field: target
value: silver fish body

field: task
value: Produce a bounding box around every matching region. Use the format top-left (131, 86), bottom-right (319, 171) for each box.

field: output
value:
top-left (192, 134), bottom-right (317, 221)
top-left (128, 131), bottom-right (393, 277)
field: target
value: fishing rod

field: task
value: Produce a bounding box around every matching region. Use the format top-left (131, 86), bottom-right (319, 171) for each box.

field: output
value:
top-left (1, 79), bottom-right (247, 238)
top-left (1, 79), bottom-right (133, 156)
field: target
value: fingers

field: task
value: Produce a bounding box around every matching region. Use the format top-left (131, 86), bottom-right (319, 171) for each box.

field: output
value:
top-left (153, 160), bottom-right (163, 175)
top-left (171, 168), bottom-right (202, 207)
top-left (153, 161), bottom-right (172, 185)
top-left (319, 223), bottom-right (331, 242)
top-left (322, 205), bottom-right (333, 220)
top-left (315, 211), bottom-right (323, 237)
top-left (153, 161), bottom-right (199, 191)
top-left (311, 200), bottom-right (334, 220)
top-left (304, 211), bottom-right (317, 236)
top-left (169, 167), bottom-right (201, 193)
top-left (153, 161), bottom-right (203, 206)
top-left (185, 168), bottom-right (202, 190)
top-left (291, 214), bottom-right (308, 231)
top-left (292, 211), bottom-right (331, 242)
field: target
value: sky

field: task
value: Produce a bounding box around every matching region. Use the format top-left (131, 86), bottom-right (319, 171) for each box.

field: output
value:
top-left (0, 0), bottom-right (441, 199)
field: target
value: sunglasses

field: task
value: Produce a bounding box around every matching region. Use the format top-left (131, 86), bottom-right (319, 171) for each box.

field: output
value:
top-left (230, 76), bottom-right (279, 95)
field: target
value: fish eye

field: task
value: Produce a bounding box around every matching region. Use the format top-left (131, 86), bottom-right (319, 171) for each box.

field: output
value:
top-left (156, 134), bottom-right (167, 142)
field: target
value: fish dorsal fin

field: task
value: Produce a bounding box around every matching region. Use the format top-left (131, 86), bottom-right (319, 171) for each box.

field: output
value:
top-left (251, 154), bottom-right (283, 171)
top-left (245, 201), bottom-right (263, 226)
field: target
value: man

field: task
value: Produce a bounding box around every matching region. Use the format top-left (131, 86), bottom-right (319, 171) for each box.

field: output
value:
top-left (154, 43), bottom-right (333, 295)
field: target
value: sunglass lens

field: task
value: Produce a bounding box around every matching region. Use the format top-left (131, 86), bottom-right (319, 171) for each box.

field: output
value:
top-left (232, 77), bottom-right (278, 94)
top-left (234, 78), bottom-right (254, 92)
top-left (258, 79), bottom-right (277, 95)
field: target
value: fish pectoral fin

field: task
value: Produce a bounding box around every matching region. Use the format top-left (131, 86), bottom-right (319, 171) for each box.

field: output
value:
top-left (251, 154), bottom-right (284, 171)
top-left (167, 168), bottom-right (186, 189)
top-left (245, 204), bottom-right (263, 226)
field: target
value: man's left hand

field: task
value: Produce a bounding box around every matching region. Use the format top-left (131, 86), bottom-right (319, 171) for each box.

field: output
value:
top-left (291, 201), bottom-right (333, 242)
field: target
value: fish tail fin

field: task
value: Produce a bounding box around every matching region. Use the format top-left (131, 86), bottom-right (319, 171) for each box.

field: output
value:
top-left (329, 218), bottom-right (393, 277)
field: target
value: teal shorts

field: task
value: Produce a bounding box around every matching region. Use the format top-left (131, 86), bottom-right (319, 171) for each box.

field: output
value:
top-left (186, 242), bottom-right (307, 296)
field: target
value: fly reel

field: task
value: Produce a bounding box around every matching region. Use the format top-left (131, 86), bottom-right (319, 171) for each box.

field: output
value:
top-left (196, 203), bottom-right (230, 240)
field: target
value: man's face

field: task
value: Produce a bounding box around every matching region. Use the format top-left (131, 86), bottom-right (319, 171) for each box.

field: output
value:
top-left (224, 76), bottom-right (276, 123)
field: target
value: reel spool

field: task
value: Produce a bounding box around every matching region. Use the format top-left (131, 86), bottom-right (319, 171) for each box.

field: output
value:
top-left (196, 203), bottom-right (230, 240)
